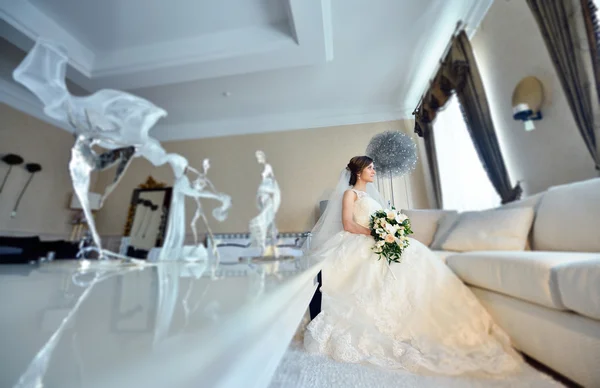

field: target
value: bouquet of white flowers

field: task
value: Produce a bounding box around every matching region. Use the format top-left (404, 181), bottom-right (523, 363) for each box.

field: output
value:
top-left (369, 207), bottom-right (413, 265)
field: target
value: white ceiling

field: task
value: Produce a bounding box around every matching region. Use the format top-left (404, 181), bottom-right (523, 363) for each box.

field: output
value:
top-left (29, 0), bottom-right (290, 51)
top-left (0, 0), bottom-right (492, 141)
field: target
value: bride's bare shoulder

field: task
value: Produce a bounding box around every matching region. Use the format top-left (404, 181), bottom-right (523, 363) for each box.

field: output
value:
top-left (343, 189), bottom-right (358, 201)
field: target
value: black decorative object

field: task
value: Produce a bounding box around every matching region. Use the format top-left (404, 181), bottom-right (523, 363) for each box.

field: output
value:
top-left (11, 163), bottom-right (42, 218)
top-left (0, 154), bottom-right (24, 194)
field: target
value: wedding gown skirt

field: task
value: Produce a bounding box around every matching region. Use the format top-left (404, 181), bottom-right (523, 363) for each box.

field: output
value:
top-left (304, 231), bottom-right (524, 376)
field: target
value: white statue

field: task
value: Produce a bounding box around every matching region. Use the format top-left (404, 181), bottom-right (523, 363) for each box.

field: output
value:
top-left (13, 38), bottom-right (231, 260)
top-left (248, 151), bottom-right (281, 257)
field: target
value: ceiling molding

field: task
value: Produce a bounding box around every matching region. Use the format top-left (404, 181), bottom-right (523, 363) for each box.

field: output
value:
top-left (400, 0), bottom-right (493, 113)
top-left (150, 105), bottom-right (411, 142)
top-left (1, 74), bottom-right (410, 142)
top-left (1, 0), bottom-right (334, 90)
top-left (0, 72), bottom-right (410, 142)
top-left (93, 23), bottom-right (295, 78)
top-left (464, 0), bottom-right (493, 38)
top-left (0, 1), bottom-right (94, 76)
top-left (288, 0), bottom-right (333, 61)
top-left (0, 78), bottom-right (72, 132)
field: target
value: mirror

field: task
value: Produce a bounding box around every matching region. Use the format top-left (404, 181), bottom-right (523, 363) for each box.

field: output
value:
top-left (123, 177), bottom-right (172, 258)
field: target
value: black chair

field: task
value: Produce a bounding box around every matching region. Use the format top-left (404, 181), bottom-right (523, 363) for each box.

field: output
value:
top-left (126, 246), bottom-right (149, 259)
top-left (37, 240), bottom-right (79, 259)
top-left (0, 236), bottom-right (42, 264)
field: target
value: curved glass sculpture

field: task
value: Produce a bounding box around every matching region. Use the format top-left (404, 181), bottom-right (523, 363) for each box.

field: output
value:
top-left (13, 39), bottom-right (231, 260)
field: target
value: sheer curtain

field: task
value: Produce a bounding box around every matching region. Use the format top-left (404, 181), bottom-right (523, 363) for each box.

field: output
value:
top-left (433, 96), bottom-right (500, 211)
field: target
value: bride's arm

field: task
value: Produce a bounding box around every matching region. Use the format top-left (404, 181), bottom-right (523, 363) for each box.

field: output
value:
top-left (341, 190), bottom-right (371, 236)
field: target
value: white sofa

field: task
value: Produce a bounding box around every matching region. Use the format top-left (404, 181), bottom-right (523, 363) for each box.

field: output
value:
top-left (403, 178), bottom-right (600, 387)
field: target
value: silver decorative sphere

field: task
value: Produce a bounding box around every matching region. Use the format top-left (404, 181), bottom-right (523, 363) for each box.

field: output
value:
top-left (366, 131), bottom-right (418, 177)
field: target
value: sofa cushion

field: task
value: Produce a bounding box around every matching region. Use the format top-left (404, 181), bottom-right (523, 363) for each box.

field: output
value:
top-left (533, 178), bottom-right (600, 252)
top-left (430, 212), bottom-right (460, 249)
top-left (500, 192), bottom-right (544, 212)
top-left (447, 251), bottom-right (600, 310)
top-left (401, 209), bottom-right (456, 246)
top-left (499, 193), bottom-right (544, 250)
top-left (430, 195), bottom-right (542, 251)
top-left (440, 207), bottom-right (535, 252)
top-left (555, 257), bottom-right (600, 320)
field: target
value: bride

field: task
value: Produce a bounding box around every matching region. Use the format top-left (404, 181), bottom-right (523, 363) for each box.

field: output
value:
top-left (303, 156), bottom-right (523, 376)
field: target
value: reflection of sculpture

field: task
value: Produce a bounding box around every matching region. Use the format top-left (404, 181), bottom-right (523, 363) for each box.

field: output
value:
top-left (14, 264), bottom-right (143, 388)
top-left (13, 38), bottom-right (231, 260)
top-left (249, 151), bottom-right (281, 256)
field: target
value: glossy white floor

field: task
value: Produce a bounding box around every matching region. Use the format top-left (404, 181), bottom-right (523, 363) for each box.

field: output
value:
top-left (269, 314), bottom-right (565, 388)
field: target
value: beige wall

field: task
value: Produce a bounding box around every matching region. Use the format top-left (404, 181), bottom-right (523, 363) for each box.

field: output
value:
top-left (94, 120), bottom-right (430, 236)
top-left (0, 103), bottom-right (77, 237)
top-left (472, 0), bottom-right (598, 196)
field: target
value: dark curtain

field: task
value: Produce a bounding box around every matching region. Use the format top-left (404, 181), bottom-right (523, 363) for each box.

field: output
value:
top-left (414, 122), bottom-right (443, 208)
top-left (414, 31), bottom-right (521, 205)
top-left (527, 0), bottom-right (600, 171)
top-left (451, 32), bottom-right (522, 204)
top-left (581, 0), bottom-right (600, 101)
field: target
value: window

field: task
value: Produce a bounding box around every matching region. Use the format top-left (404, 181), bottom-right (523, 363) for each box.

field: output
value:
top-left (433, 96), bottom-right (500, 211)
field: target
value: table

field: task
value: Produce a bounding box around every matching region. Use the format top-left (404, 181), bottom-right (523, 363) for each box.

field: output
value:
top-left (0, 257), bottom-right (320, 388)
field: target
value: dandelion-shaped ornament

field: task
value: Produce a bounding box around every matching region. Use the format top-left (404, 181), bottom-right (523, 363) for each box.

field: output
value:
top-left (366, 131), bottom-right (418, 206)
top-left (246, 151), bottom-right (293, 263)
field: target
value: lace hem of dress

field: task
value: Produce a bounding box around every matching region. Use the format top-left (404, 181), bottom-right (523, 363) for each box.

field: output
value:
top-left (304, 312), bottom-right (523, 377)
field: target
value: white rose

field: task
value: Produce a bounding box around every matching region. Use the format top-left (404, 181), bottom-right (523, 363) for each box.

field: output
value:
top-left (395, 213), bottom-right (408, 223)
top-left (384, 234), bottom-right (396, 244)
top-left (385, 223), bottom-right (398, 235)
top-left (386, 211), bottom-right (395, 220)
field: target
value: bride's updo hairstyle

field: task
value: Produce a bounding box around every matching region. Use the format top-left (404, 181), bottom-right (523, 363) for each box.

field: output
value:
top-left (346, 156), bottom-right (373, 186)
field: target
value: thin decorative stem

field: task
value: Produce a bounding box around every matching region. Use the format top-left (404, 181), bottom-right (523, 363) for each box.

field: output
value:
top-left (11, 173), bottom-right (35, 218)
top-left (389, 170), bottom-right (395, 207)
top-left (0, 165), bottom-right (12, 193)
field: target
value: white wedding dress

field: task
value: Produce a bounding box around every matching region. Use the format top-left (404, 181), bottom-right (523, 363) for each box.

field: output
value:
top-left (304, 189), bottom-right (523, 376)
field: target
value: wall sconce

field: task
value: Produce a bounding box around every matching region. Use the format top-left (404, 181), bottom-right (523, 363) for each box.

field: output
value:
top-left (512, 76), bottom-right (544, 131)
